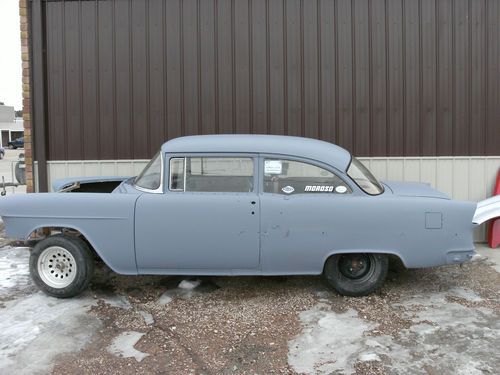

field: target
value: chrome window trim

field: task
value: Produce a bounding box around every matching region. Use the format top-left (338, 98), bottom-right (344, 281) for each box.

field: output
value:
top-left (133, 152), bottom-right (164, 194)
top-left (169, 157), bottom-right (186, 192)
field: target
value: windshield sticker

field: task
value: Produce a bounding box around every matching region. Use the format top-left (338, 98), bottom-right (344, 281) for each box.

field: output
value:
top-left (282, 186), bottom-right (295, 194)
top-left (305, 185), bottom-right (334, 192)
top-left (335, 186), bottom-right (348, 194)
top-left (265, 160), bottom-right (283, 175)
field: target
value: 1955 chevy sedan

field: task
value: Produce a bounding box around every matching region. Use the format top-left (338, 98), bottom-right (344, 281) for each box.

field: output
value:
top-left (1, 135), bottom-right (499, 298)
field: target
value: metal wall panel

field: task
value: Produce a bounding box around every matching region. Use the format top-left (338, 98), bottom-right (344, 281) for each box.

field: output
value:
top-left (35, 0), bottom-right (500, 162)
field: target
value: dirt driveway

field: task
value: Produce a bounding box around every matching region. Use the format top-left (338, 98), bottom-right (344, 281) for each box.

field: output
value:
top-left (0, 241), bottom-right (499, 375)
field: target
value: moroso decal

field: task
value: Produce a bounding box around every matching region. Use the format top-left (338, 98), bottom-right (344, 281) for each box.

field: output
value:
top-left (304, 185), bottom-right (335, 192)
top-left (282, 186), bottom-right (295, 194)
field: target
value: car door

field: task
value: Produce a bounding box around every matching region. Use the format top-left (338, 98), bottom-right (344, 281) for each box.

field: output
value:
top-left (135, 154), bottom-right (260, 272)
top-left (259, 156), bottom-right (356, 274)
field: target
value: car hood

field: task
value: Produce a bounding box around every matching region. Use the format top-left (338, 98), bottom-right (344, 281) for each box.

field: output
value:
top-left (382, 181), bottom-right (450, 199)
top-left (52, 176), bottom-right (131, 192)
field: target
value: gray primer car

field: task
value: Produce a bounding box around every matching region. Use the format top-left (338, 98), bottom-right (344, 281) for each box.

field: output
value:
top-left (1, 135), bottom-right (498, 297)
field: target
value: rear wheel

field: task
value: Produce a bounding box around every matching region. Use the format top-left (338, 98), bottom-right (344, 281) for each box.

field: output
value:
top-left (30, 234), bottom-right (94, 298)
top-left (323, 253), bottom-right (388, 296)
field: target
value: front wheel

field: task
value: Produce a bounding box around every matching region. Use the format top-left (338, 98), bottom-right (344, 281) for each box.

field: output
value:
top-left (323, 253), bottom-right (388, 296)
top-left (29, 234), bottom-right (94, 298)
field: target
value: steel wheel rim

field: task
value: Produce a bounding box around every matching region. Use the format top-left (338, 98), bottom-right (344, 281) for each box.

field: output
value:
top-left (338, 253), bottom-right (373, 280)
top-left (37, 246), bottom-right (77, 288)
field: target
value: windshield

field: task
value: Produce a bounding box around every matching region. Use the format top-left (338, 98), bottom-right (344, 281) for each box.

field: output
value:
top-left (134, 152), bottom-right (162, 190)
top-left (347, 157), bottom-right (384, 195)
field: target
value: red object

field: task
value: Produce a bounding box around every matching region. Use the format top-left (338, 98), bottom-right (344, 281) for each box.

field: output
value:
top-left (488, 170), bottom-right (500, 248)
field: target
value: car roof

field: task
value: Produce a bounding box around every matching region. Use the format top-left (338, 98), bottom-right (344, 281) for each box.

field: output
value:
top-left (161, 135), bottom-right (352, 172)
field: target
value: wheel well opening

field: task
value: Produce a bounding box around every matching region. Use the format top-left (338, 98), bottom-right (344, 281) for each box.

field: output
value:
top-left (27, 227), bottom-right (101, 261)
top-left (324, 252), bottom-right (406, 273)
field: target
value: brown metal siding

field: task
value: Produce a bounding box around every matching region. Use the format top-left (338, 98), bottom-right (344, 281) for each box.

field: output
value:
top-left (34, 0), bottom-right (500, 161)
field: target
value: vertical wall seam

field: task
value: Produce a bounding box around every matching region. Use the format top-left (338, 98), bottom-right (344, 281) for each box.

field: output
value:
top-left (266, 0), bottom-right (271, 134)
top-left (128, 0), bottom-right (134, 158)
top-left (484, 0), bottom-right (488, 155)
top-left (112, 0), bottom-right (117, 157)
top-left (451, 0), bottom-right (455, 155)
top-left (214, 0), bottom-right (220, 134)
top-left (78, 1), bottom-right (84, 159)
top-left (417, 0), bottom-right (422, 156)
top-left (334, 0), bottom-right (339, 142)
top-left (231, 0), bottom-right (236, 133)
top-left (300, 0), bottom-right (305, 136)
top-left (146, 0), bottom-right (151, 153)
top-left (180, 0), bottom-right (185, 135)
top-left (402, 0), bottom-right (407, 156)
top-left (467, 0), bottom-right (472, 156)
top-left (95, 0), bottom-right (101, 159)
top-left (384, 0), bottom-right (389, 156)
top-left (435, 0), bottom-right (439, 155)
top-left (368, 0), bottom-right (373, 155)
top-left (163, 0), bottom-right (168, 140)
top-left (197, 0), bottom-right (202, 134)
top-left (62, 3), bottom-right (68, 160)
top-left (249, 0), bottom-right (254, 133)
top-left (317, 0), bottom-right (322, 139)
top-left (283, 0), bottom-right (288, 135)
top-left (351, 0), bottom-right (356, 153)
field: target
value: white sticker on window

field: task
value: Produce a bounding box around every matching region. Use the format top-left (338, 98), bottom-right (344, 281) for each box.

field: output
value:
top-left (282, 186), bottom-right (295, 194)
top-left (335, 186), bottom-right (348, 193)
top-left (265, 160), bottom-right (282, 175)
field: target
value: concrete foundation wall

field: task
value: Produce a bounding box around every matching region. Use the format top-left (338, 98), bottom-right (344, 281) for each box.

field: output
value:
top-left (39, 156), bottom-right (500, 242)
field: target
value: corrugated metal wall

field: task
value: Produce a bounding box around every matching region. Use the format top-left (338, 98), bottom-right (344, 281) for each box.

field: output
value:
top-left (38, 0), bottom-right (500, 162)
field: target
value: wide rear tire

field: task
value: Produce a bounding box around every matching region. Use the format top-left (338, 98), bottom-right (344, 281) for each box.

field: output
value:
top-left (323, 253), bottom-right (388, 297)
top-left (30, 234), bottom-right (94, 298)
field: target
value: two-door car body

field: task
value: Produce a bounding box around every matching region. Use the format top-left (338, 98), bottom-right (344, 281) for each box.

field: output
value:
top-left (1, 135), bottom-right (499, 297)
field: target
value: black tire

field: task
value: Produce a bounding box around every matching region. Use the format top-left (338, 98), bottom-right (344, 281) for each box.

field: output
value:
top-left (323, 253), bottom-right (388, 297)
top-left (29, 234), bottom-right (94, 298)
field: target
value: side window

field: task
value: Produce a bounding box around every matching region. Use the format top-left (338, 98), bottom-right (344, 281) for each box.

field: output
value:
top-left (169, 157), bottom-right (254, 193)
top-left (263, 159), bottom-right (351, 195)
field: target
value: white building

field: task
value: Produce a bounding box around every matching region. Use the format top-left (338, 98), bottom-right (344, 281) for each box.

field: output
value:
top-left (0, 105), bottom-right (24, 148)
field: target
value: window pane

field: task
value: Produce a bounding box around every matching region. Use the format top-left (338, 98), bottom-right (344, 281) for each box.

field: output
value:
top-left (185, 157), bottom-right (254, 192)
top-left (263, 159), bottom-right (351, 195)
top-left (169, 158), bottom-right (185, 191)
top-left (347, 157), bottom-right (384, 195)
top-left (134, 152), bottom-right (162, 190)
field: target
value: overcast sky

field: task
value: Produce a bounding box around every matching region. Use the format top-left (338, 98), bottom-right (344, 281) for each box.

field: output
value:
top-left (0, 0), bottom-right (22, 110)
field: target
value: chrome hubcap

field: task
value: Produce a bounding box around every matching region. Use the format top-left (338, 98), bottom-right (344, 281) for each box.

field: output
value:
top-left (37, 246), bottom-right (77, 288)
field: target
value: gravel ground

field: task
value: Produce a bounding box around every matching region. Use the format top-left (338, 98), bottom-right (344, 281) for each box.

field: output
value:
top-left (0, 238), bottom-right (499, 374)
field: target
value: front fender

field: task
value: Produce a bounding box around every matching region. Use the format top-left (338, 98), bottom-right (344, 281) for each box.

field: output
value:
top-left (0, 193), bottom-right (140, 274)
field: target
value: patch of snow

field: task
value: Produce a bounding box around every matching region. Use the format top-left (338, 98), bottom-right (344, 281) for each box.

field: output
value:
top-left (288, 306), bottom-right (375, 374)
top-left (0, 247), bottom-right (30, 295)
top-left (289, 288), bottom-right (500, 374)
top-left (0, 292), bottom-right (100, 374)
top-left (178, 279), bottom-right (201, 290)
top-left (157, 291), bottom-right (173, 305)
top-left (138, 310), bottom-right (154, 325)
top-left (107, 331), bottom-right (149, 362)
top-left (102, 294), bottom-right (132, 309)
top-left (358, 353), bottom-right (381, 362)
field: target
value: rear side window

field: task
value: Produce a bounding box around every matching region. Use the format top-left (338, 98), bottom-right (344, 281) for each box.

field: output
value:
top-left (263, 159), bottom-right (351, 195)
top-left (169, 157), bottom-right (254, 193)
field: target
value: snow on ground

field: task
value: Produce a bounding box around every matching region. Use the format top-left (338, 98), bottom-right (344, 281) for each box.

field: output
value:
top-left (288, 288), bottom-right (500, 375)
top-left (178, 279), bottom-right (201, 290)
top-left (138, 310), bottom-right (154, 325)
top-left (0, 292), bottom-right (101, 374)
top-left (0, 246), bottom-right (102, 374)
top-left (0, 246), bottom-right (30, 295)
top-left (107, 331), bottom-right (149, 362)
top-left (102, 294), bottom-right (132, 309)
